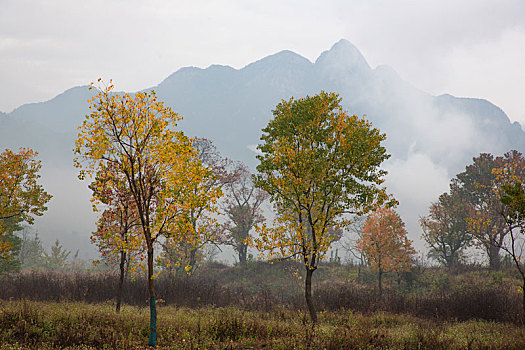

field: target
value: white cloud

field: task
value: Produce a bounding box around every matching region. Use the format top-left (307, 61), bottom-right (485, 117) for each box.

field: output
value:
top-left (383, 153), bottom-right (451, 251)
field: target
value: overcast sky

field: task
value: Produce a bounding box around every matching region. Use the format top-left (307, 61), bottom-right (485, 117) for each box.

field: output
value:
top-left (1, 0), bottom-right (525, 125)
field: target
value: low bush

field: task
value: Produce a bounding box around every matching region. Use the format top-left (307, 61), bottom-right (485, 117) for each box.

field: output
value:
top-left (0, 263), bottom-right (523, 324)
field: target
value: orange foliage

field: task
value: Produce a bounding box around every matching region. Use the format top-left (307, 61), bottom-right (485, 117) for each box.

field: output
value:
top-left (357, 208), bottom-right (415, 274)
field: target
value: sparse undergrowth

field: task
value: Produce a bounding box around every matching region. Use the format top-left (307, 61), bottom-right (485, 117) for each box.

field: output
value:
top-left (1, 300), bottom-right (525, 349)
top-left (1, 263), bottom-right (523, 324)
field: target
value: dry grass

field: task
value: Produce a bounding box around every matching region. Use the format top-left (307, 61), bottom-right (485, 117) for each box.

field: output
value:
top-left (1, 264), bottom-right (522, 324)
top-left (1, 300), bottom-right (525, 349)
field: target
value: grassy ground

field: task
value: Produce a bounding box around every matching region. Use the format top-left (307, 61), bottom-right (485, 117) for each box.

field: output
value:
top-left (1, 300), bottom-right (524, 349)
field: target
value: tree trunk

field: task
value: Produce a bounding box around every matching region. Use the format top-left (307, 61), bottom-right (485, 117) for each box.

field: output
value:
top-left (488, 245), bottom-right (501, 270)
top-left (445, 253), bottom-right (454, 268)
top-left (116, 249), bottom-right (126, 313)
top-left (189, 247), bottom-right (197, 274)
top-left (378, 269), bottom-right (383, 297)
top-left (522, 279), bottom-right (525, 326)
top-left (238, 243), bottom-right (247, 268)
top-left (147, 245), bottom-right (157, 347)
top-left (305, 268), bottom-right (317, 324)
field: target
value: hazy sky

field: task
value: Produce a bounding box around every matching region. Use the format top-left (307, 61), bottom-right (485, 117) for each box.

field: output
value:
top-left (1, 0), bottom-right (525, 126)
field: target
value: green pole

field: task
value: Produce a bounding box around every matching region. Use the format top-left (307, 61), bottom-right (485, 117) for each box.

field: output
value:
top-left (148, 297), bottom-right (157, 346)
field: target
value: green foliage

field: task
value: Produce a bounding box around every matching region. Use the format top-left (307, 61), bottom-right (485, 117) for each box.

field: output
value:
top-left (0, 232), bottom-right (21, 273)
top-left (16, 232), bottom-right (76, 271)
top-left (254, 91), bottom-right (394, 322)
top-left (254, 91), bottom-right (393, 268)
top-left (0, 217), bottom-right (22, 273)
top-left (43, 240), bottom-right (71, 270)
top-left (18, 231), bottom-right (45, 269)
top-left (500, 181), bottom-right (525, 226)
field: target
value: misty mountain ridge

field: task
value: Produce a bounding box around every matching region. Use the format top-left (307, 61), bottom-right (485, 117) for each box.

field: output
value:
top-left (1, 38), bottom-right (523, 255)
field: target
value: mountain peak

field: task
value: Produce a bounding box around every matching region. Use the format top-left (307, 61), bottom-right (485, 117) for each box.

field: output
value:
top-left (332, 38), bottom-right (359, 51)
top-left (242, 49), bottom-right (312, 72)
top-left (315, 39), bottom-right (370, 73)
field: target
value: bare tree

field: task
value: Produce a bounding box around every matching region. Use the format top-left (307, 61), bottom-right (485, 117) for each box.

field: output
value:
top-left (222, 162), bottom-right (268, 267)
top-left (338, 216), bottom-right (367, 266)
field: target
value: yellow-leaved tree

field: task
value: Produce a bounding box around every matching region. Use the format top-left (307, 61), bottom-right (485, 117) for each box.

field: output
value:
top-left (89, 162), bottom-right (144, 313)
top-left (160, 138), bottom-right (225, 276)
top-left (0, 148), bottom-right (52, 259)
top-left (74, 80), bottom-right (221, 346)
top-left (254, 91), bottom-right (394, 323)
top-left (357, 208), bottom-right (415, 296)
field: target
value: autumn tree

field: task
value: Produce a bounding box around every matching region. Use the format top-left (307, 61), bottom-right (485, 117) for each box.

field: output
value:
top-left (357, 208), bottom-right (415, 295)
top-left (456, 151), bottom-right (525, 269)
top-left (492, 150), bottom-right (525, 200)
top-left (74, 81), bottom-right (219, 346)
top-left (160, 137), bottom-right (224, 275)
top-left (0, 148), bottom-right (52, 259)
top-left (420, 184), bottom-right (473, 267)
top-left (455, 153), bottom-right (506, 269)
top-left (222, 161), bottom-right (268, 267)
top-left (254, 92), bottom-right (393, 323)
top-left (498, 180), bottom-right (525, 324)
top-left (89, 163), bottom-right (143, 312)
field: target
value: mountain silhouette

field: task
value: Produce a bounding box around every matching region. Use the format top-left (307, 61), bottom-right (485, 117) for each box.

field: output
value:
top-left (1, 39), bottom-right (522, 254)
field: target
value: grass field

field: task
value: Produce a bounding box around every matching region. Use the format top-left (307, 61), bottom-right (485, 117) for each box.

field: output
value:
top-left (1, 300), bottom-right (525, 349)
top-left (1, 262), bottom-right (524, 348)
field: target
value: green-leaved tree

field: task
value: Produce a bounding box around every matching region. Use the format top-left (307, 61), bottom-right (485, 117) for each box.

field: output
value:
top-left (254, 92), bottom-right (394, 323)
